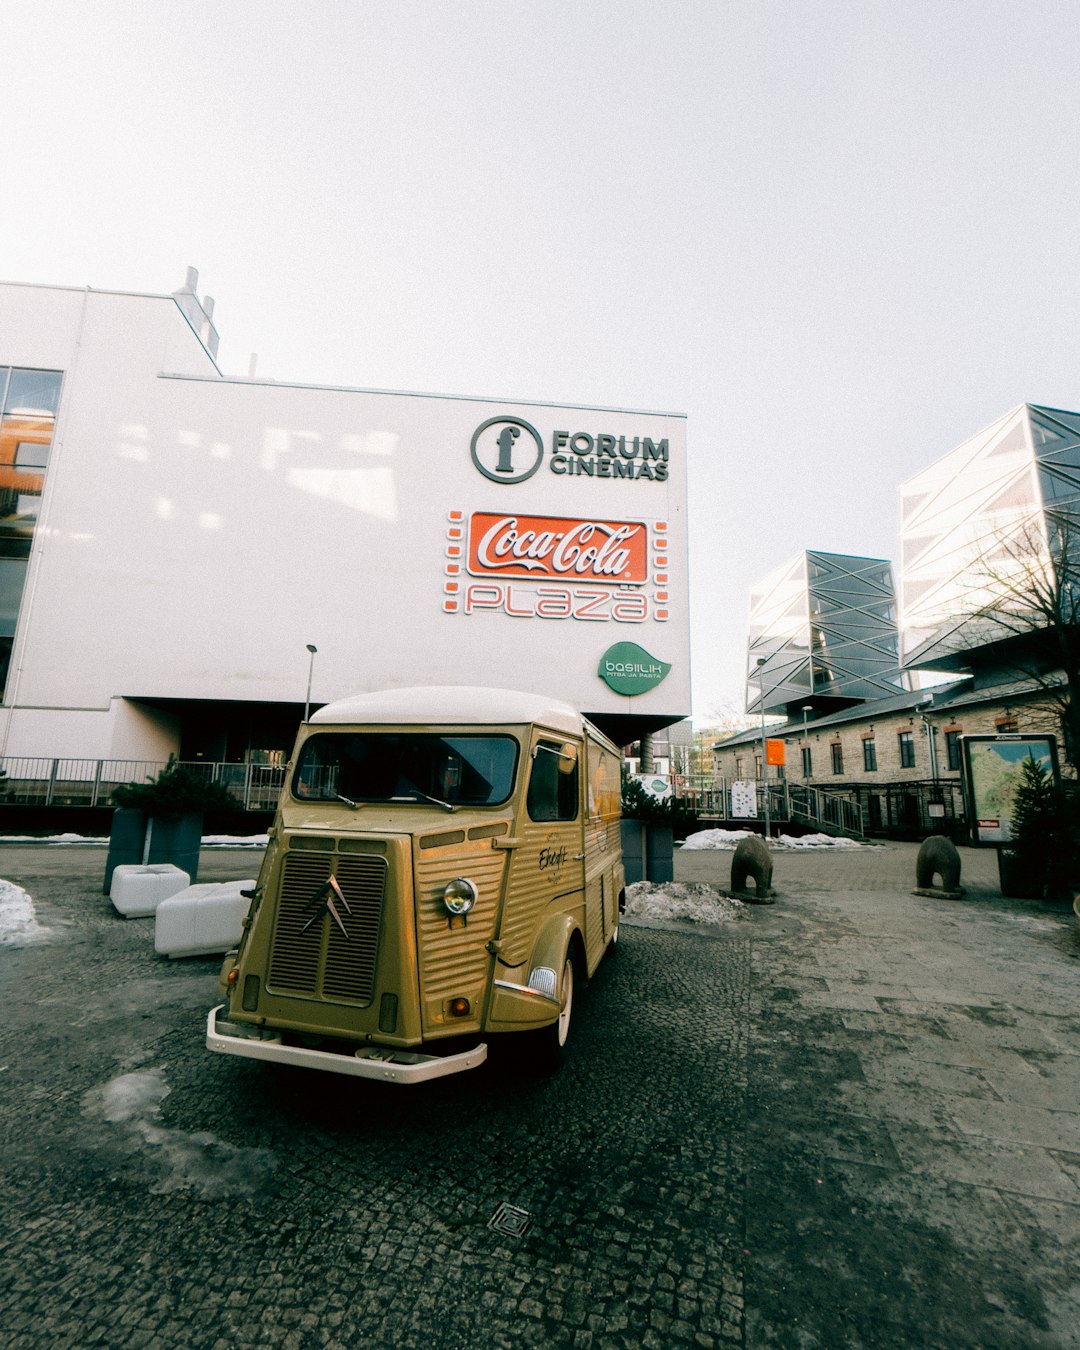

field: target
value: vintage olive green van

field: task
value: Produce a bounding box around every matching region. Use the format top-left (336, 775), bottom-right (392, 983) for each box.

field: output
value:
top-left (207, 686), bottom-right (624, 1083)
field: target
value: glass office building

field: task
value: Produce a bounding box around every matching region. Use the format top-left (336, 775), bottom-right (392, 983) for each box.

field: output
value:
top-left (746, 550), bottom-right (904, 717)
top-left (899, 403), bottom-right (1080, 673)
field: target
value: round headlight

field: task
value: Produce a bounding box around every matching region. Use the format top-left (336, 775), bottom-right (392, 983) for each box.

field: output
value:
top-left (443, 878), bottom-right (478, 915)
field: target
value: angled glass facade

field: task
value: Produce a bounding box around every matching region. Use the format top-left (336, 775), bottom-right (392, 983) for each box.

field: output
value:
top-left (746, 550), bottom-right (904, 716)
top-left (899, 403), bottom-right (1080, 671)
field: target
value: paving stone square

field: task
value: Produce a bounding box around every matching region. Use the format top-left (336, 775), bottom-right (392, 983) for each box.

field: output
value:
top-left (0, 838), bottom-right (1077, 1347)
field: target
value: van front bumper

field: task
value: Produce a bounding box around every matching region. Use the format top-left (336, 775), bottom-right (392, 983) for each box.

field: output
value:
top-left (206, 1006), bottom-right (487, 1084)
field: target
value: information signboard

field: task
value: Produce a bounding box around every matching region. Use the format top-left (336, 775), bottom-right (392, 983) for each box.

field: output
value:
top-left (959, 734), bottom-right (1059, 845)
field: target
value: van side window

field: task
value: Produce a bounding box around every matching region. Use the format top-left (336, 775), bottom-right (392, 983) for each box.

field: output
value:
top-left (527, 740), bottom-right (579, 822)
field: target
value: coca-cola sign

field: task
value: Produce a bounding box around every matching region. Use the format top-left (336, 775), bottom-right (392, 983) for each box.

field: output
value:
top-left (467, 512), bottom-right (648, 584)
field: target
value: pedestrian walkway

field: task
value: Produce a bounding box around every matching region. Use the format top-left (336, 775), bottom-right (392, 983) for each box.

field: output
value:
top-left (677, 838), bottom-right (1080, 1348)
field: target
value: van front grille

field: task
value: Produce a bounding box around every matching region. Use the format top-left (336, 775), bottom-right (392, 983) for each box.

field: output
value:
top-left (268, 851), bottom-right (387, 1005)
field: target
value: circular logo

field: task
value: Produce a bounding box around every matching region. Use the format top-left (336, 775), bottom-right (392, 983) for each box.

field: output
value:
top-left (470, 416), bottom-right (544, 484)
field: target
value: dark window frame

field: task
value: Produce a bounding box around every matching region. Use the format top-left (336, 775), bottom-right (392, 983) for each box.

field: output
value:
top-left (526, 739), bottom-right (580, 822)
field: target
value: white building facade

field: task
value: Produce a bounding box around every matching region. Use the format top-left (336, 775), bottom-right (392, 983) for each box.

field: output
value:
top-left (0, 275), bottom-right (689, 769)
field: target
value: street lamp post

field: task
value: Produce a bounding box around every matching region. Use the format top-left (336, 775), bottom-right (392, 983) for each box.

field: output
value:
top-left (304, 644), bottom-right (317, 722)
top-left (756, 658), bottom-right (771, 840)
top-left (801, 705), bottom-right (813, 783)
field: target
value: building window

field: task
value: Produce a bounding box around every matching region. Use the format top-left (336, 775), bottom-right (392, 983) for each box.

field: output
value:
top-left (996, 716), bottom-right (1018, 733)
top-left (831, 742), bottom-right (844, 774)
top-left (801, 746), bottom-right (812, 777)
top-left (863, 738), bottom-right (877, 771)
top-left (945, 730), bottom-right (962, 771)
top-left (898, 730), bottom-right (915, 768)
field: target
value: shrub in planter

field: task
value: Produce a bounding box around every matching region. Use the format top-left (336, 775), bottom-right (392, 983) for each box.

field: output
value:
top-left (111, 756), bottom-right (238, 818)
top-left (104, 757), bottom-right (238, 892)
top-left (620, 775), bottom-right (699, 837)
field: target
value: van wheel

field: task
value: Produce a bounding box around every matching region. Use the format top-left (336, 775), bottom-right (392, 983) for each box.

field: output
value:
top-left (553, 955), bottom-right (574, 1047)
top-left (525, 954), bottom-right (574, 1074)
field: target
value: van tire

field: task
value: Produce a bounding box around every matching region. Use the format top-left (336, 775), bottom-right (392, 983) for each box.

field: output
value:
top-left (525, 953), bottom-right (574, 1074)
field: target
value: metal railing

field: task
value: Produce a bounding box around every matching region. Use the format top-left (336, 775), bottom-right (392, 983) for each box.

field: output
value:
top-left (679, 775), bottom-right (866, 838)
top-left (0, 757), bottom-right (285, 811)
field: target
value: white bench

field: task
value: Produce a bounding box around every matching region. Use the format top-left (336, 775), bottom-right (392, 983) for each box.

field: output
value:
top-left (110, 864), bottom-right (191, 918)
top-left (154, 880), bottom-right (256, 959)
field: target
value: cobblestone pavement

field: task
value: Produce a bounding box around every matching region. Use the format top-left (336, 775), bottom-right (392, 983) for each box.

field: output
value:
top-left (0, 846), bottom-right (748, 1350)
top-left (1, 841), bottom-right (1078, 1348)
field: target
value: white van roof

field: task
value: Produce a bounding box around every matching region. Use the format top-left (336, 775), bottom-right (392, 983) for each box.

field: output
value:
top-left (309, 686), bottom-right (586, 737)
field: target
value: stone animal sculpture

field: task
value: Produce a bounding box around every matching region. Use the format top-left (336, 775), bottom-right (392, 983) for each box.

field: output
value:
top-left (731, 833), bottom-right (773, 902)
top-left (916, 834), bottom-right (962, 893)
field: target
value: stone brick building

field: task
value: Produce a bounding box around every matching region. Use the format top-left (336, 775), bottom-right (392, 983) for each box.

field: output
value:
top-left (712, 675), bottom-right (1064, 838)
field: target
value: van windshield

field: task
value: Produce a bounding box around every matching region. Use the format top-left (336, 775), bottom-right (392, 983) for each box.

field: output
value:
top-left (293, 733), bottom-right (519, 808)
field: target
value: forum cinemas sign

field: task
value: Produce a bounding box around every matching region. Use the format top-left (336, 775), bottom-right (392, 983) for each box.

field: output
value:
top-left (471, 416), bottom-right (669, 485)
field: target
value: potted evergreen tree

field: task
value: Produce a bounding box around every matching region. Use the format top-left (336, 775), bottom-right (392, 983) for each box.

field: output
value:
top-left (103, 756), bottom-right (238, 893)
top-left (998, 756), bottom-right (1073, 900)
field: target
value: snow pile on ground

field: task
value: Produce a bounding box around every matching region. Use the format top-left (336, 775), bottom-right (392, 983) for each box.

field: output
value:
top-left (679, 829), bottom-right (754, 851)
top-left (0, 832), bottom-right (108, 845)
top-left (680, 828), bottom-right (869, 851)
top-left (0, 833), bottom-right (268, 847)
top-left (624, 880), bottom-right (746, 925)
top-left (776, 832), bottom-right (867, 849)
top-left (0, 878), bottom-right (52, 947)
top-left (202, 835), bottom-right (269, 847)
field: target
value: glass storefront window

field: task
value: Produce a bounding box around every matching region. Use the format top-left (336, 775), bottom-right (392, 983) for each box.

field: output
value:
top-left (0, 367), bottom-right (62, 700)
top-left (4, 369), bottom-right (62, 416)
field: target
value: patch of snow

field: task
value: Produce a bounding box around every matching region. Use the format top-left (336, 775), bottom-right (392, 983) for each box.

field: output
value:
top-left (776, 832), bottom-right (868, 849)
top-left (0, 833), bottom-right (108, 845)
top-left (680, 828), bottom-right (870, 851)
top-left (0, 833), bottom-right (267, 847)
top-left (0, 878), bottom-right (52, 947)
top-left (624, 880), bottom-right (746, 925)
top-left (82, 1067), bottom-right (276, 1197)
top-left (679, 829), bottom-right (754, 851)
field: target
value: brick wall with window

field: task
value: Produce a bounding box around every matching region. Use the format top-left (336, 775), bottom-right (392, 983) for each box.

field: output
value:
top-left (711, 690), bottom-right (1066, 790)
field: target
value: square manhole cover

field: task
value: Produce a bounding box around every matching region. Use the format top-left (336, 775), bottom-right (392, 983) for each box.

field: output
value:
top-left (488, 1202), bottom-right (533, 1238)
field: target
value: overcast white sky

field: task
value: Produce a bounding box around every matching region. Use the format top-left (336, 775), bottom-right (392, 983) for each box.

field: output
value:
top-left (3, 0), bottom-right (1079, 722)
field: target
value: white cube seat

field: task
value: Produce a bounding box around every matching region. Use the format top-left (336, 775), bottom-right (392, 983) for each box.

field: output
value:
top-left (154, 880), bottom-right (255, 959)
top-left (110, 864), bottom-right (191, 917)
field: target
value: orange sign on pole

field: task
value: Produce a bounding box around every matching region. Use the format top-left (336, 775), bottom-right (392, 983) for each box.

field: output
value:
top-left (765, 738), bottom-right (786, 766)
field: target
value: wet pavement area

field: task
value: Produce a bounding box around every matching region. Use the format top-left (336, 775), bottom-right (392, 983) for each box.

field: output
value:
top-left (0, 839), bottom-right (1077, 1348)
